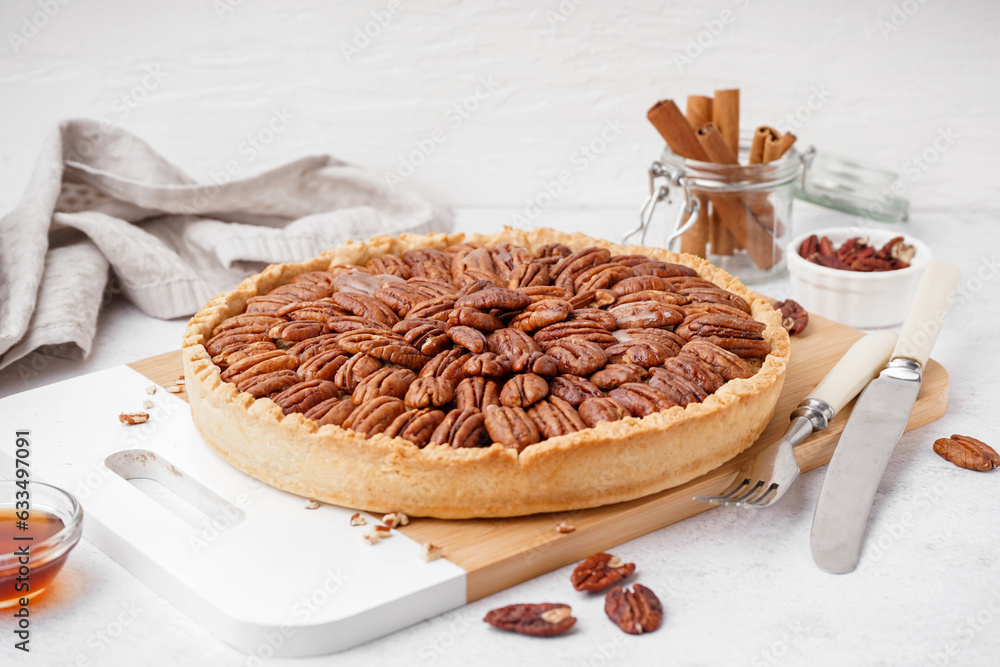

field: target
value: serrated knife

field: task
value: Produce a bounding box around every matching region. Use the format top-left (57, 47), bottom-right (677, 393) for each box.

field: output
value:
top-left (810, 261), bottom-right (961, 574)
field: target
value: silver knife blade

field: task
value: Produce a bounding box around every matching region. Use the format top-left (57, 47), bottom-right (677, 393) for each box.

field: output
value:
top-left (810, 261), bottom-right (960, 574)
top-left (810, 358), bottom-right (922, 574)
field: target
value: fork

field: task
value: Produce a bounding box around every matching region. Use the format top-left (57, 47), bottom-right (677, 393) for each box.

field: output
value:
top-left (694, 330), bottom-right (899, 508)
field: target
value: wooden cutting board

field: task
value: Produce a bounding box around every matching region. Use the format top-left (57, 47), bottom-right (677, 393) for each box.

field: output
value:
top-left (131, 312), bottom-right (949, 602)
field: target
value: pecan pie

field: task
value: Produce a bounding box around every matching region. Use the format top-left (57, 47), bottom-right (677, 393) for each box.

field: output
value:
top-left (183, 228), bottom-right (789, 518)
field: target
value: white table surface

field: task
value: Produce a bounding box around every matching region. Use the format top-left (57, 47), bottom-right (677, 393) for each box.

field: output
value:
top-left (2, 0), bottom-right (999, 664)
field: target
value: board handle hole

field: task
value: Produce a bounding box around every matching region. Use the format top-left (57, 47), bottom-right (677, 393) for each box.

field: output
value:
top-left (105, 449), bottom-right (245, 532)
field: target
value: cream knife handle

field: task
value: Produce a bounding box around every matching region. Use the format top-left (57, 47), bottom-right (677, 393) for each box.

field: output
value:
top-left (808, 331), bottom-right (899, 415)
top-left (892, 262), bottom-right (961, 366)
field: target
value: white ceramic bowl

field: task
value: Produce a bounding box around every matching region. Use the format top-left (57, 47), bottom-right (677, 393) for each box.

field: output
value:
top-left (787, 227), bottom-right (932, 329)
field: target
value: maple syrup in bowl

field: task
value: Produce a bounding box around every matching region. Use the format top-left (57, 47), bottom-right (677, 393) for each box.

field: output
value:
top-left (0, 481), bottom-right (83, 608)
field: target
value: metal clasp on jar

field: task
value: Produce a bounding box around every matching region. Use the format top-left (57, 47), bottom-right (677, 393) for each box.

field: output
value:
top-left (622, 161), bottom-right (700, 247)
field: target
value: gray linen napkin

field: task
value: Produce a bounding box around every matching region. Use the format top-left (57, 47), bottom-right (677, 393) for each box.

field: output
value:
top-left (0, 119), bottom-right (452, 372)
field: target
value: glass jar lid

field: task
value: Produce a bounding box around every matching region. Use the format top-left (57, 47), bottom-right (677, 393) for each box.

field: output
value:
top-left (795, 147), bottom-right (909, 223)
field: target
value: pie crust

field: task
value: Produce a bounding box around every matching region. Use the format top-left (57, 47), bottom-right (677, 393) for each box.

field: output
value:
top-left (182, 227), bottom-right (790, 518)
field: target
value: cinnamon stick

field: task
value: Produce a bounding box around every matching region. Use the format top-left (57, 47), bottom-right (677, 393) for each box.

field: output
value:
top-left (750, 126), bottom-right (780, 165)
top-left (695, 123), bottom-right (779, 269)
top-left (763, 131), bottom-right (797, 162)
top-left (647, 100), bottom-right (709, 161)
top-left (680, 194), bottom-right (711, 257)
top-left (712, 89), bottom-right (740, 154)
top-left (709, 209), bottom-right (736, 256)
top-left (685, 95), bottom-right (713, 132)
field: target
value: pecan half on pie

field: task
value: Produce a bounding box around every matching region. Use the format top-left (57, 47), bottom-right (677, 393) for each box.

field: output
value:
top-left (183, 229), bottom-right (789, 518)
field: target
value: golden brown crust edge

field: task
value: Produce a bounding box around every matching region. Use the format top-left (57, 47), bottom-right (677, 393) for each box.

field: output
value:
top-left (182, 226), bottom-right (790, 519)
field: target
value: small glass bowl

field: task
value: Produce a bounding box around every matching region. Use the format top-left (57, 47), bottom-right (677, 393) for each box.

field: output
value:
top-left (0, 481), bottom-right (83, 608)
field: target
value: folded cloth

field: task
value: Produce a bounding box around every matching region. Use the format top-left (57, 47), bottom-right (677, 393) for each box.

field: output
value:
top-left (0, 119), bottom-right (452, 372)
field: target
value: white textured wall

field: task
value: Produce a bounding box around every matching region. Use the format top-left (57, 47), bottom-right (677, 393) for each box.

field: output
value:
top-left (1, 0), bottom-right (998, 222)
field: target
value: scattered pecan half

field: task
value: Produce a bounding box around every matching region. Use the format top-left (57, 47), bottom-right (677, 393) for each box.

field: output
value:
top-left (119, 412), bottom-right (149, 425)
top-left (773, 299), bottom-right (809, 336)
top-left (933, 435), bottom-right (1000, 471)
top-left (484, 603), bottom-right (576, 637)
top-left (571, 553), bottom-right (636, 592)
top-left (605, 584), bottom-right (662, 635)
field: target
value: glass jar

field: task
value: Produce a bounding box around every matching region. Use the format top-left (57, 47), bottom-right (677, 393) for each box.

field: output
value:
top-left (626, 139), bottom-right (909, 284)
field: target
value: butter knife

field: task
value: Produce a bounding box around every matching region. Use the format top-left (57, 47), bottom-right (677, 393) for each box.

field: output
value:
top-left (810, 261), bottom-right (961, 574)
